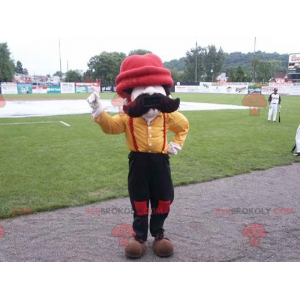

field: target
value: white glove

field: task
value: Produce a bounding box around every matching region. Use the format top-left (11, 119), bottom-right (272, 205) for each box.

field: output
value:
top-left (87, 86), bottom-right (103, 119)
top-left (167, 142), bottom-right (182, 156)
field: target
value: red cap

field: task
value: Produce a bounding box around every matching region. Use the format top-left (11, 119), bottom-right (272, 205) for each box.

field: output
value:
top-left (116, 54), bottom-right (174, 97)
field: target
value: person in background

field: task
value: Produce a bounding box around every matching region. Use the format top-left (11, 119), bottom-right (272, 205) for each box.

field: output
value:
top-left (294, 126), bottom-right (300, 157)
top-left (268, 88), bottom-right (281, 122)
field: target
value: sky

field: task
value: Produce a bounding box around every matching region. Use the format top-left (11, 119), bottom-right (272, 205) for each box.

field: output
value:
top-left (1, 0), bottom-right (299, 76)
top-left (2, 37), bottom-right (299, 76)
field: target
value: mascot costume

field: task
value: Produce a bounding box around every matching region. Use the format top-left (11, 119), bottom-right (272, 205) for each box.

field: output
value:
top-left (87, 54), bottom-right (189, 258)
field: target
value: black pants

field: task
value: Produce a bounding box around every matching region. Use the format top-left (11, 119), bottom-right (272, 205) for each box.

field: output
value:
top-left (128, 152), bottom-right (174, 241)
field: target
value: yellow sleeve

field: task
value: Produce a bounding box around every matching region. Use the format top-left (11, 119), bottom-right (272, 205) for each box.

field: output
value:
top-left (93, 110), bottom-right (126, 135)
top-left (167, 111), bottom-right (189, 148)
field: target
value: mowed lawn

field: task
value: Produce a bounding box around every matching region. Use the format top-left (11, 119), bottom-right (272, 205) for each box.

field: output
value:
top-left (0, 93), bottom-right (299, 218)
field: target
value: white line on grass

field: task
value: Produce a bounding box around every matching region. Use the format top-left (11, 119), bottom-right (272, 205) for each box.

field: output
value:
top-left (59, 121), bottom-right (71, 127)
top-left (0, 121), bottom-right (71, 127)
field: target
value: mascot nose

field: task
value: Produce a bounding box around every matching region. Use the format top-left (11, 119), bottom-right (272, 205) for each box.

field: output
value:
top-left (143, 86), bottom-right (158, 95)
top-left (132, 86), bottom-right (167, 100)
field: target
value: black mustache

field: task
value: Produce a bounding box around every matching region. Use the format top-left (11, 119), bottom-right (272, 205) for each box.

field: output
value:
top-left (123, 93), bottom-right (180, 118)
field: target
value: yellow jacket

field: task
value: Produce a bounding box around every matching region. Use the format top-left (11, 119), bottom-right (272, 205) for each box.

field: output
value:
top-left (94, 110), bottom-right (189, 154)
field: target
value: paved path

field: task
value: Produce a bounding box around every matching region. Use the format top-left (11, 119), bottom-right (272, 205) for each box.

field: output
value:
top-left (0, 164), bottom-right (299, 262)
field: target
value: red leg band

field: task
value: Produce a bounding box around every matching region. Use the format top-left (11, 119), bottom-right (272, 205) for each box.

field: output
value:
top-left (134, 201), bottom-right (148, 216)
top-left (157, 200), bottom-right (171, 215)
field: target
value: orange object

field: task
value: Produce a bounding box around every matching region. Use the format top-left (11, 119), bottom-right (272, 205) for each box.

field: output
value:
top-left (242, 93), bottom-right (267, 116)
top-left (0, 95), bottom-right (6, 108)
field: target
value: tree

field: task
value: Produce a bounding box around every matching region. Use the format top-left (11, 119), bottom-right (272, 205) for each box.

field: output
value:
top-left (15, 61), bottom-right (23, 74)
top-left (86, 51), bottom-right (126, 83)
top-left (128, 49), bottom-right (152, 56)
top-left (170, 68), bottom-right (184, 83)
top-left (224, 51), bottom-right (288, 70)
top-left (163, 51), bottom-right (289, 74)
top-left (0, 43), bottom-right (15, 82)
top-left (251, 57), bottom-right (260, 82)
top-left (254, 59), bottom-right (287, 83)
top-left (164, 57), bottom-right (186, 72)
top-left (23, 68), bottom-right (29, 75)
top-left (184, 44), bottom-right (205, 82)
top-left (65, 70), bottom-right (82, 82)
top-left (236, 66), bottom-right (246, 82)
top-left (184, 44), bottom-right (225, 82)
top-left (203, 45), bottom-right (225, 82)
top-left (244, 69), bottom-right (252, 82)
top-left (53, 71), bottom-right (63, 77)
top-left (229, 65), bottom-right (252, 82)
top-left (229, 67), bottom-right (237, 82)
top-left (83, 69), bottom-right (93, 81)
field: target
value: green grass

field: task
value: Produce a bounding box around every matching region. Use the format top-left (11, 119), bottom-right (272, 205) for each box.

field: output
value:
top-left (0, 94), bottom-right (299, 218)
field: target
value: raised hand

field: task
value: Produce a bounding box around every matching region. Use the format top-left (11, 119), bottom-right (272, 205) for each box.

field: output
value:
top-left (87, 86), bottom-right (103, 118)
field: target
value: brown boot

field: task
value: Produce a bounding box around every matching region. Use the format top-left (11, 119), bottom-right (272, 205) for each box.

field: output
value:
top-left (152, 234), bottom-right (174, 257)
top-left (125, 238), bottom-right (146, 259)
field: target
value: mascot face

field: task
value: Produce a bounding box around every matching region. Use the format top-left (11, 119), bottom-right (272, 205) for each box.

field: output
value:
top-left (132, 86), bottom-right (166, 99)
top-left (123, 85), bottom-right (180, 118)
top-left (132, 86), bottom-right (165, 119)
top-left (116, 53), bottom-right (180, 118)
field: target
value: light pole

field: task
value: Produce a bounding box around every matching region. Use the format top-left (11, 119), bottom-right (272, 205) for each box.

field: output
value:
top-left (253, 37), bottom-right (256, 83)
top-left (59, 38), bottom-right (62, 81)
top-left (195, 41), bottom-right (198, 83)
